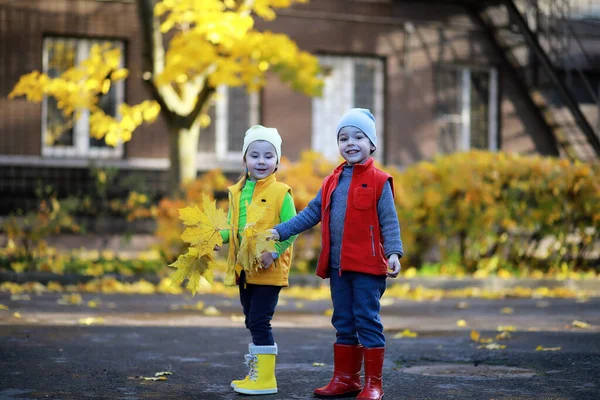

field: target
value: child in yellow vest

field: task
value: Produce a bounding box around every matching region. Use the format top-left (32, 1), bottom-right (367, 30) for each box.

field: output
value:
top-left (217, 125), bottom-right (297, 395)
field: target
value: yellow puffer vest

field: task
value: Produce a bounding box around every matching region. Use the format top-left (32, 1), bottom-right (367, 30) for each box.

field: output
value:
top-left (225, 175), bottom-right (293, 287)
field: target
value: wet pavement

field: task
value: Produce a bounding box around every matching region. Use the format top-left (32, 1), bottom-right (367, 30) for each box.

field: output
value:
top-left (1, 290), bottom-right (600, 399)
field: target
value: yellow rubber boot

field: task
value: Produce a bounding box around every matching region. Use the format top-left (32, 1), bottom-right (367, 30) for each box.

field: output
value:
top-left (233, 344), bottom-right (278, 395)
top-left (230, 344), bottom-right (255, 389)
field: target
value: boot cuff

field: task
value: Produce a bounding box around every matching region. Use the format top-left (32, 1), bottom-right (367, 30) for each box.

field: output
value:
top-left (251, 343), bottom-right (278, 355)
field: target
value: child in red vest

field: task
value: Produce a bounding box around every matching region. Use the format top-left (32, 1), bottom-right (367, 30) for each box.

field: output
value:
top-left (269, 108), bottom-right (403, 400)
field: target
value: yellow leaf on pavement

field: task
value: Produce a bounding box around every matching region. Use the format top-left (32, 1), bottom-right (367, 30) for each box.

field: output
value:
top-left (78, 317), bottom-right (105, 325)
top-left (203, 306), bottom-right (221, 316)
top-left (497, 325), bottom-right (517, 332)
top-left (535, 346), bottom-right (561, 351)
top-left (0, 304), bottom-right (9, 311)
top-left (13, 312), bottom-right (22, 319)
top-left (572, 320), bottom-right (591, 328)
top-left (477, 343), bottom-right (506, 350)
top-left (142, 376), bottom-right (167, 381)
top-left (470, 330), bottom-right (480, 342)
top-left (500, 307), bottom-right (514, 314)
top-left (456, 319), bottom-right (467, 327)
top-left (496, 331), bottom-right (512, 340)
top-left (155, 371), bottom-right (173, 377)
top-left (313, 363), bottom-right (325, 367)
top-left (393, 329), bottom-right (418, 339)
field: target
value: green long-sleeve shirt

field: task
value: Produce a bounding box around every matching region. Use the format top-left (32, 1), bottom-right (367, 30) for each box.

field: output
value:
top-left (221, 179), bottom-right (297, 256)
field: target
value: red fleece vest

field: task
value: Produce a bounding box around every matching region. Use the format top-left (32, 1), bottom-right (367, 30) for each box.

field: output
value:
top-left (316, 157), bottom-right (394, 279)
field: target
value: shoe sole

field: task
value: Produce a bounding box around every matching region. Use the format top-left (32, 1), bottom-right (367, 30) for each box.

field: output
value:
top-left (233, 388), bottom-right (277, 395)
top-left (314, 389), bottom-right (362, 398)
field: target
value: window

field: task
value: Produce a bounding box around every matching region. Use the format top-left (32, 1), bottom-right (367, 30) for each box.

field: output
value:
top-left (436, 67), bottom-right (498, 153)
top-left (197, 85), bottom-right (260, 164)
top-left (312, 55), bottom-right (385, 162)
top-left (42, 36), bottom-right (125, 159)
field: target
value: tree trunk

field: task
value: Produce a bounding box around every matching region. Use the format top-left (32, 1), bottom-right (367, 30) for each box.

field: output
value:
top-left (168, 118), bottom-right (201, 194)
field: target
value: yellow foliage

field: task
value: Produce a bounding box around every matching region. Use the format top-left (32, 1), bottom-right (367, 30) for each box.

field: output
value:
top-left (9, 44), bottom-right (160, 147)
top-left (154, 0), bottom-right (322, 96)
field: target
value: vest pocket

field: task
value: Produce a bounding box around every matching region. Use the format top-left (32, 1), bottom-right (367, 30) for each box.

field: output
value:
top-left (353, 187), bottom-right (374, 210)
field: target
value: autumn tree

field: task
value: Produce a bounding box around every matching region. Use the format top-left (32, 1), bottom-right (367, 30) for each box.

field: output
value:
top-left (10, 0), bottom-right (322, 193)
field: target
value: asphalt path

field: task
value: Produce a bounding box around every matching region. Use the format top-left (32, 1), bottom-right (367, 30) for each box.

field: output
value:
top-left (1, 290), bottom-right (599, 399)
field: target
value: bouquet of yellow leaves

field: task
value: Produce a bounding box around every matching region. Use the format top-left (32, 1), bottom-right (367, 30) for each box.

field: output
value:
top-left (237, 201), bottom-right (276, 277)
top-left (169, 193), bottom-right (275, 295)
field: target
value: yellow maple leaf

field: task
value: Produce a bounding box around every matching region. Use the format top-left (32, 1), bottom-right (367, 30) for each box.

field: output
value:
top-left (470, 329), bottom-right (480, 342)
top-left (456, 319), bottom-right (468, 327)
top-left (236, 201), bottom-right (275, 274)
top-left (169, 247), bottom-right (215, 295)
top-left (179, 194), bottom-right (228, 256)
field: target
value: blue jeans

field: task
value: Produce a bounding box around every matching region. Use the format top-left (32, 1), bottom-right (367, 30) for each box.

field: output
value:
top-left (238, 271), bottom-right (282, 346)
top-left (330, 270), bottom-right (387, 348)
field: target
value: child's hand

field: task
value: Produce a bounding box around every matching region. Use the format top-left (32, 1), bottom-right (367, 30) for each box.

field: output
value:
top-left (213, 244), bottom-right (221, 251)
top-left (260, 251), bottom-right (275, 269)
top-left (266, 229), bottom-right (280, 241)
top-left (387, 254), bottom-right (401, 278)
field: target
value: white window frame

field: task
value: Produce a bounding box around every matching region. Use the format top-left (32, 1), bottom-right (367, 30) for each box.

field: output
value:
top-left (196, 85), bottom-right (260, 167)
top-left (438, 66), bottom-right (498, 152)
top-left (41, 36), bottom-right (125, 159)
top-left (312, 55), bottom-right (385, 163)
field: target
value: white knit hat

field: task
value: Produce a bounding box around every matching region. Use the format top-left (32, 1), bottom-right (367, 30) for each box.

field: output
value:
top-left (242, 125), bottom-right (282, 163)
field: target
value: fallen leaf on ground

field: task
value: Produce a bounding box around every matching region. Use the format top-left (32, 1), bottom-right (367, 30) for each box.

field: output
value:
top-left (571, 320), bottom-right (591, 328)
top-left (456, 319), bottom-right (467, 327)
top-left (78, 317), bottom-right (105, 325)
top-left (497, 325), bottom-right (517, 332)
top-left (470, 330), bottom-right (480, 342)
top-left (312, 363), bottom-right (325, 367)
top-left (535, 345), bottom-right (561, 351)
top-left (203, 306), bottom-right (221, 316)
top-left (57, 294), bottom-right (83, 305)
top-left (496, 331), bottom-right (512, 340)
top-left (0, 304), bottom-right (8, 311)
top-left (142, 376), bottom-right (167, 381)
top-left (393, 329), bottom-right (418, 339)
top-left (500, 307), bottom-right (514, 314)
top-left (155, 371), bottom-right (173, 377)
top-left (13, 312), bottom-right (22, 318)
top-left (87, 299), bottom-right (101, 308)
top-left (477, 343), bottom-right (506, 350)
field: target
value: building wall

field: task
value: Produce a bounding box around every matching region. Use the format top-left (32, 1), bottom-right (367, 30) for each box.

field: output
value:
top-left (0, 0), bottom-right (595, 214)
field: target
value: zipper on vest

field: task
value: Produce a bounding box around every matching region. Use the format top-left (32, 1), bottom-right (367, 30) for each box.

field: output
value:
top-left (369, 226), bottom-right (375, 256)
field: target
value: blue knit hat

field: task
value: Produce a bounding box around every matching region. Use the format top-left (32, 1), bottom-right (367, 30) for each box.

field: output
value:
top-left (336, 108), bottom-right (377, 150)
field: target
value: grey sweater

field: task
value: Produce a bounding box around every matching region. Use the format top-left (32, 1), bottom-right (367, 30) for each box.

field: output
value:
top-left (275, 163), bottom-right (403, 268)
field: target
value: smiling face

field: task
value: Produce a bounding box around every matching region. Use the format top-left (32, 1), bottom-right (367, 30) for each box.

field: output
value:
top-left (337, 126), bottom-right (375, 165)
top-left (244, 140), bottom-right (278, 181)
